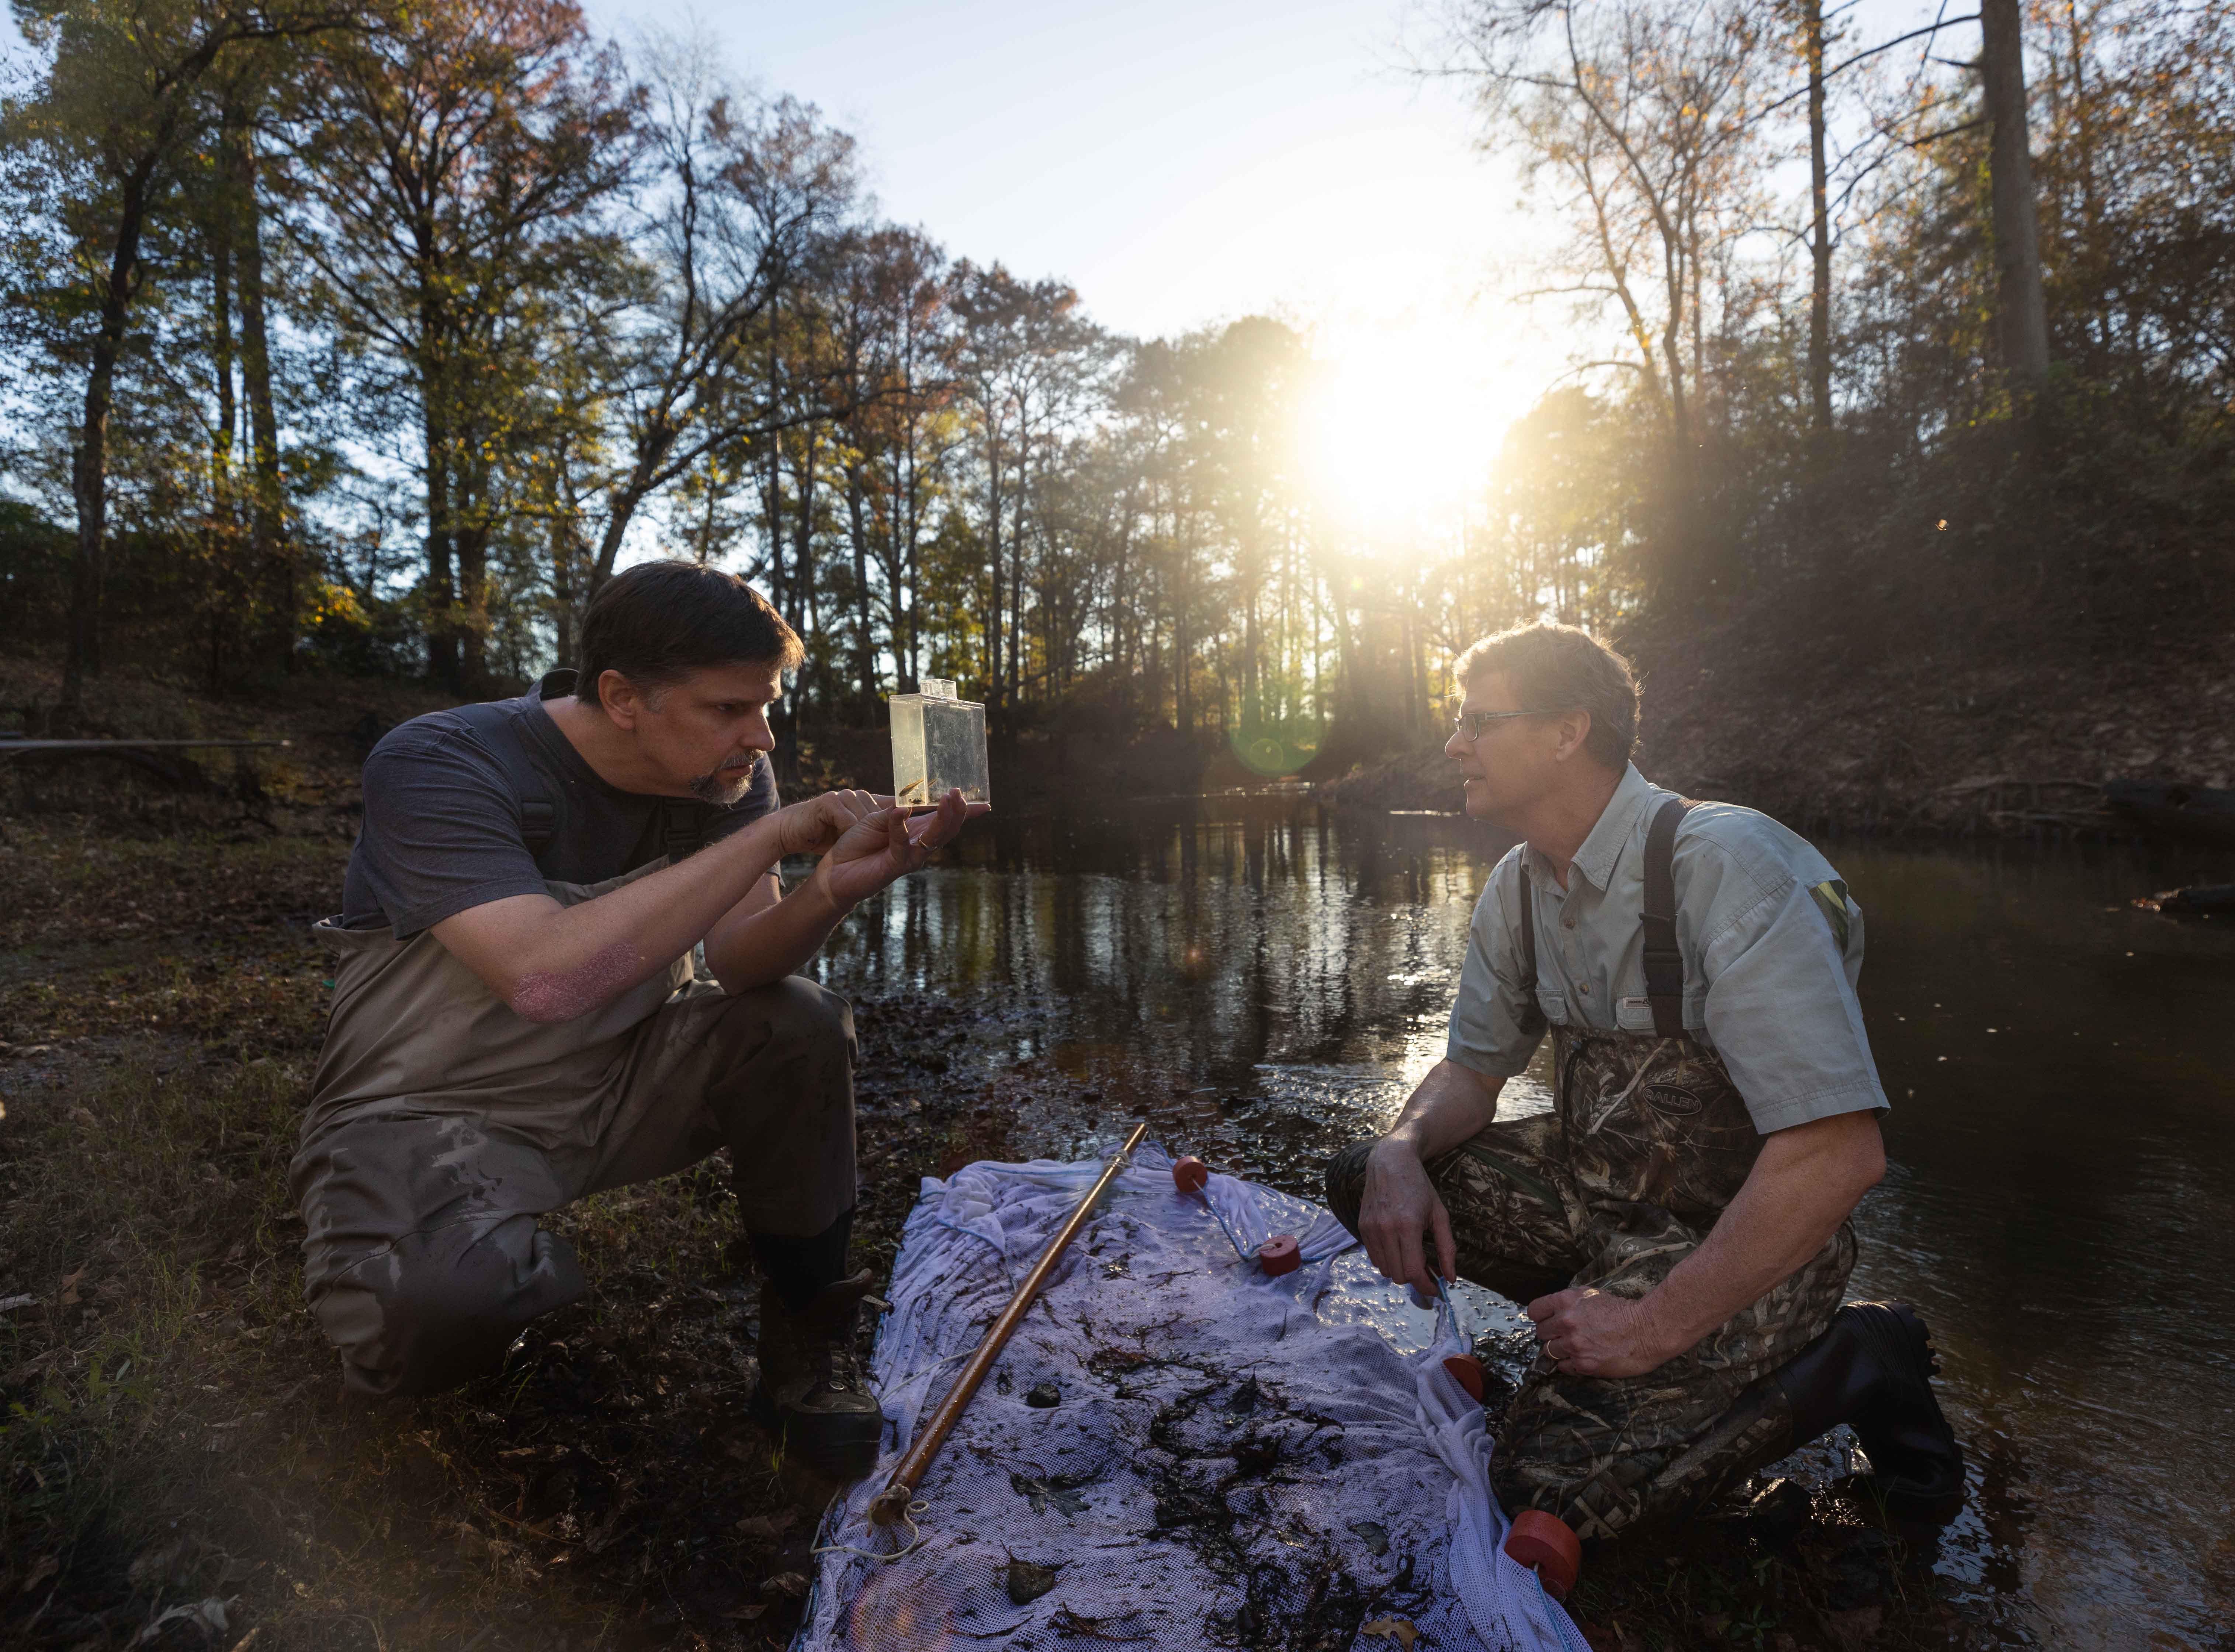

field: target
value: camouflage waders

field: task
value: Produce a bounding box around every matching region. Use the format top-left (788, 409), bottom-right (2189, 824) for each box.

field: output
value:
top-left (1328, 799), bottom-right (1854, 1540)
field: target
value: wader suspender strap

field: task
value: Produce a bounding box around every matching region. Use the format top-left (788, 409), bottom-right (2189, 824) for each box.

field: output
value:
top-left (1640, 796), bottom-right (1698, 1038)
top-left (1514, 866), bottom-right (1548, 1036)
top-left (449, 695), bottom-right (708, 871)
top-left (656, 801), bottom-right (706, 865)
top-left (444, 700), bottom-right (564, 861)
top-left (520, 796), bottom-right (559, 858)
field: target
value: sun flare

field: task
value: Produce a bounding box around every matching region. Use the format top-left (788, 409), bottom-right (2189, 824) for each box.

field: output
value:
top-left (1299, 315), bottom-right (1536, 541)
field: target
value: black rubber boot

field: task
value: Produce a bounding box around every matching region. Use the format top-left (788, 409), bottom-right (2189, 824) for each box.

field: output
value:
top-left (1770, 1301), bottom-right (1964, 1516)
top-left (751, 1269), bottom-right (886, 1479)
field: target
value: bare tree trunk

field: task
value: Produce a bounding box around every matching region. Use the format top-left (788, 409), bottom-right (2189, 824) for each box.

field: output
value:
top-left (790, 424), bottom-right (818, 663)
top-left (1007, 425), bottom-right (1028, 729)
top-left (206, 204), bottom-right (238, 696)
top-left (758, 375), bottom-right (801, 787)
top-left (760, 335), bottom-right (788, 617)
top-left (61, 162), bottom-right (159, 712)
top-left (898, 437), bottom-right (920, 683)
top-left (209, 216), bottom-right (237, 514)
top-left (1982, 0), bottom-right (2051, 391)
top-left (549, 477), bottom-right (578, 671)
top-left (1805, 0), bottom-right (1833, 434)
top-left (1243, 576), bottom-right (1261, 722)
top-left (225, 101), bottom-right (290, 677)
top-left (421, 387), bottom-right (459, 687)
top-left (847, 466), bottom-right (876, 721)
top-left (457, 522), bottom-right (489, 688)
top-left (984, 426), bottom-right (1005, 723)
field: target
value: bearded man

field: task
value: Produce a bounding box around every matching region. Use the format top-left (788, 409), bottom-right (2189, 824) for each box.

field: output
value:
top-left (295, 559), bottom-right (980, 1478)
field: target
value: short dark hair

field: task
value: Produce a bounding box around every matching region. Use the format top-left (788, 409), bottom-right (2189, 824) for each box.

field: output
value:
top-left (578, 561), bottom-right (803, 705)
top-left (1453, 621), bottom-right (1639, 772)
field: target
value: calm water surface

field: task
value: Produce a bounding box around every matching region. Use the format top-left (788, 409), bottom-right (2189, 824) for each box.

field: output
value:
top-left (809, 799), bottom-right (2235, 1647)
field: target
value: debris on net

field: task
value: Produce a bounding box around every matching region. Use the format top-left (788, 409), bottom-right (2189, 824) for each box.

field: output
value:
top-left (795, 1146), bottom-right (1582, 1651)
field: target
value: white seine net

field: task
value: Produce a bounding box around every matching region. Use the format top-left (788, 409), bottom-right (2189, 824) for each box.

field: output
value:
top-left (793, 1146), bottom-right (1586, 1652)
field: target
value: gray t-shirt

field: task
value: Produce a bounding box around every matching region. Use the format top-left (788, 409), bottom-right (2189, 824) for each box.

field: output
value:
top-left (340, 670), bottom-right (780, 937)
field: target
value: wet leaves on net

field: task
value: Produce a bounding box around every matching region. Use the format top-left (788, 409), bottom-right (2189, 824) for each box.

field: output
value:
top-left (1003, 1555), bottom-right (1060, 1604)
top-left (1009, 1468), bottom-right (1096, 1517)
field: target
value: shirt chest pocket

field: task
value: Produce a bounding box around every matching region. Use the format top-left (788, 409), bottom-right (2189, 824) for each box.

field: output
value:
top-left (1534, 989), bottom-right (1570, 1027)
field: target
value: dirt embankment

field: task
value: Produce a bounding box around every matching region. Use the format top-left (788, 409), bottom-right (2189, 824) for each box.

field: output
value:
top-left (1318, 616), bottom-right (2235, 837)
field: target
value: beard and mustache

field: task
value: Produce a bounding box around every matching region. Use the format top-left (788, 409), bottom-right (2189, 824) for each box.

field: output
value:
top-left (688, 750), bottom-right (764, 807)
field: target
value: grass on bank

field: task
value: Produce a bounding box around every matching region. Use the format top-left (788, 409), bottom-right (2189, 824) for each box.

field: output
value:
top-left (1, 1037), bottom-right (839, 1650)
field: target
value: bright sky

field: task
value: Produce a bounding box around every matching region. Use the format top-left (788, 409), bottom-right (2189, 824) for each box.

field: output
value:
top-left (593, 0), bottom-right (1575, 531)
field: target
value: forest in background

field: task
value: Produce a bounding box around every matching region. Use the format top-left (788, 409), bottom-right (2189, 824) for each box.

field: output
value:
top-left (2, 0), bottom-right (2231, 778)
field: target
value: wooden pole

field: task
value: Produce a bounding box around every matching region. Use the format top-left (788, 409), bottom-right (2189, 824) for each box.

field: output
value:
top-left (1804, 0), bottom-right (1834, 435)
top-left (866, 1120), bottom-right (1150, 1526)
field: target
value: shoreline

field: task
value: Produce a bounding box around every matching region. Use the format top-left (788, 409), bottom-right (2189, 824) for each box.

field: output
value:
top-left (1311, 621), bottom-right (2235, 847)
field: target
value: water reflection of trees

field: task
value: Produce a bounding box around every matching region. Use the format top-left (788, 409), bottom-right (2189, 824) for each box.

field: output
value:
top-left (816, 809), bottom-right (1499, 1095)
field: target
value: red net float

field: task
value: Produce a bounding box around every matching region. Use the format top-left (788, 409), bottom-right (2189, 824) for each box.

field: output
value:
top-left (1442, 1353), bottom-right (1486, 1402)
top-left (1257, 1234), bottom-right (1301, 1276)
top-left (1172, 1156), bottom-right (1209, 1194)
top-left (1503, 1508), bottom-right (1582, 1599)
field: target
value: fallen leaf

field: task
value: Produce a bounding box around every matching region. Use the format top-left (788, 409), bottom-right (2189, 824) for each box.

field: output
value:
top-left (1009, 1470), bottom-right (1093, 1517)
top-left (128, 1597), bottom-right (227, 1647)
top-left (760, 1571), bottom-right (808, 1599)
top-left (1361, 1618), bottom-right (1419, 1649)
top-left (58, 1266), bottom-right (86, 1308)
top-left (21, 1554), bottom-right (59, 1594)
top-left (1004, 1558), bottom-right (1058, 1604)
top-left (1347, 1519), bottom-right (1390, 1556)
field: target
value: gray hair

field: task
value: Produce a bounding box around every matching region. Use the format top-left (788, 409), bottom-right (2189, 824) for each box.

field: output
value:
top-left (1453, 621), bottom-right (1639, 772)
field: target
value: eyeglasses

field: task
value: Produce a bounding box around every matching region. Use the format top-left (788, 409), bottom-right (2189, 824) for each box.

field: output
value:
top-left (1449, 707), bottom-right (1549, 742)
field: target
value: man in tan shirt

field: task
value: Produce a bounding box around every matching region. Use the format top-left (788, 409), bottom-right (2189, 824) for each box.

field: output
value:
top-left (1327, 621), bottom-right (1961, 1544)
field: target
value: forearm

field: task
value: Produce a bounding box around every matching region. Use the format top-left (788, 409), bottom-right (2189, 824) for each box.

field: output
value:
top-left (1380, 1060), bottom-right (1506, 1162)
top-left (705, 878), bottom-right (852, 991)
top-left (1636, 1111), bottom-right (1884, 1358)
top-left (441, 816), bottom-right (789, 1020)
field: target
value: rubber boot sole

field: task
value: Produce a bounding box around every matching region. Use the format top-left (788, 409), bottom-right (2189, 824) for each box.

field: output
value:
top-left (749, 1384), bottom-right (884, 1481)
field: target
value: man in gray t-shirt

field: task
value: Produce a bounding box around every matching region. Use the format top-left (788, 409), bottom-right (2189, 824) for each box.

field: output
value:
top-left (295, 561), bottom-right (983, 1480)
top-left (1322, 622), bottom-right (1960, 1560)
top-left (340, 670), bottom-right (780, 939)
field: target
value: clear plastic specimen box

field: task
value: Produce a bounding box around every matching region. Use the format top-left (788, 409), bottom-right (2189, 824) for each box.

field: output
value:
top-left (890, 677), bottom-right (990, 808)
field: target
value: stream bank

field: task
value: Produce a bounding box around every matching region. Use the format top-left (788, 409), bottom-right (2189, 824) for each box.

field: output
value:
top-left (1315, 618), bottom-right (2235, 844)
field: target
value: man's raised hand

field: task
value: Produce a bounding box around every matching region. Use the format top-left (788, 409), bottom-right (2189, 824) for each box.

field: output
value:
top-left (808, 787), bottom-right (987, 910)
top-left (775, 790), bottom-right (884, 858)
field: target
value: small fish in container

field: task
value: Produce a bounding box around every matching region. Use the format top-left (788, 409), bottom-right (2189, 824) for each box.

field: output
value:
top-left (890, 677), bottom-right (990, 810)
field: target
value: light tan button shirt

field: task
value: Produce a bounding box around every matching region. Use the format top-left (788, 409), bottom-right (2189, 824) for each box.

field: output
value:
top-left (1447, 763), bottom-right (1888, 1133)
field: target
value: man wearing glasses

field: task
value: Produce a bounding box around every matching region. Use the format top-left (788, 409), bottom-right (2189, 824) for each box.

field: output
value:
top-left (1324, 621), bottom-right (1961, 1551)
